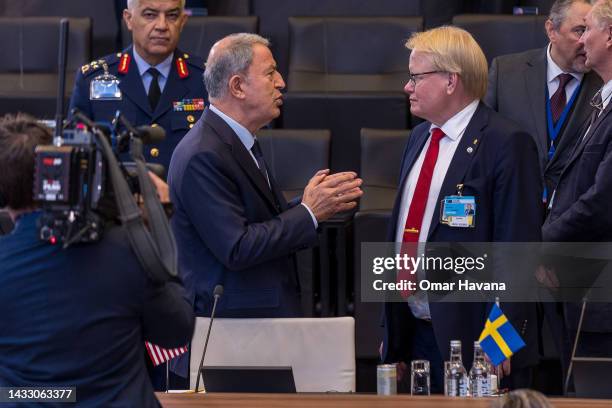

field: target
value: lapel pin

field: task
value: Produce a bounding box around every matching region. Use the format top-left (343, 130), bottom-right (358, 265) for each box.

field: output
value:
top-left (467, 146), bottom-right (474, 154)
top-left (473, 139), bottom-right (478, 145)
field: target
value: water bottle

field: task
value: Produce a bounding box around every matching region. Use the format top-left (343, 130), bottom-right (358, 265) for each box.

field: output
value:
top-left (444, 340), bottom-right (469, 397)
top-left (469, 341), bottom-right (491, 397)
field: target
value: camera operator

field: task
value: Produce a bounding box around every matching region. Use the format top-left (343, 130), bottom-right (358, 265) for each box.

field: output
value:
top-left (0, 113), bottom-right (195, 407)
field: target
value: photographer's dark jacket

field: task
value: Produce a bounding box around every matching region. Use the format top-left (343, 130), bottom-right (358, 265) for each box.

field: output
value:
top-left (0, 211), bottom-right (195, 407)
top-left (69, 46), bottom-right (207, 172)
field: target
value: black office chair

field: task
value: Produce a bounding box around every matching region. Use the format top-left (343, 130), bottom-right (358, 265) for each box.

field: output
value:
top-left (452, 14), bottom-right (549, 64)
top-left (359, 128), bottom-right (410, 212)
top-left (351, 128), bottom-right (410, 388)
top-left (0, 17), bottom-right (91, 118)
top-left (283, 17), bottom-right (421, 173)
top-left (256, 128), bottom-right (331, 317)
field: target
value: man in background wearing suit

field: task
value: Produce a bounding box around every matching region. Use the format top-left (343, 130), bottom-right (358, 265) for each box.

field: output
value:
top-left (542, 0), bottom-right (612, 368)
top-left (486, 0), bottom-right (601, 202)
top-left (486, 1), bottom-right (602, 388)
top-left (382, 26), bottom-right (543, 393)
top-left (70, 0), bottom-right (207, 170)
top-left (168, 33), bottom-right (362, 319)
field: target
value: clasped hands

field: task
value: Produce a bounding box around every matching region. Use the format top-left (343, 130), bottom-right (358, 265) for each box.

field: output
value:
top-left (302, 169), bottom-right (363, 222)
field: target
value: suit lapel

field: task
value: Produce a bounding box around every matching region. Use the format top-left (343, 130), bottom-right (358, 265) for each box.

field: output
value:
top-left (118, 48), bottom-right (153, 118)
top-left (524, 51), bottom-right (548, 158)
top-left (203, 109), bottom-right (279, 212)
top-left (152, 52), bottom-right (189, 122)
top-left (427, 104), bottom-right (487, 240)
top-left (398, 129), bottom-right (429, 191)
top-left (565, 102), bottom-right (612, 169)
top-left (547, 72), bottom-right (602, 172)
top-left (387, 127), bottom-right (428, 240)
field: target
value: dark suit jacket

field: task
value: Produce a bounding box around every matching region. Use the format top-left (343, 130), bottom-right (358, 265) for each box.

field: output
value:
top-left (0, 212), bottom-right (195, 407)
top-left (543, 95), bottom-right (612, 333)
top-left (485, 48), bottom-right (602, 196)
top-left (69, 46), bottom-right (207, 171)
top-left (383, 103), bottom-right (543, 372)
top-left (168, 108), bottom-right (319, 318)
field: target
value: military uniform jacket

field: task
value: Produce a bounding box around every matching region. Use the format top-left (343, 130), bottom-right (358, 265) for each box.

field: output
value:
top-left (69, 46), bottom-right (207, 171)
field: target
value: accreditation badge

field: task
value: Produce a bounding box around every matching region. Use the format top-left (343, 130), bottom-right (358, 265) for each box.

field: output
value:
top-left (90, 72), bottom-right (122, 100)
top-left (440, 195), bottom-right (476, 228)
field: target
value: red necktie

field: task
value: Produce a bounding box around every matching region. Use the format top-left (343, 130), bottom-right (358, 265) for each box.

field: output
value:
top-left (398, 128), bottom-right (445, 297)
top-left (550, 73), bottom-right (573, 124)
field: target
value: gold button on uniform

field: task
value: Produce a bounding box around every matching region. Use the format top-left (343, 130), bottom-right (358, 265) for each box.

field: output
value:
top-left (189, 124), bottom-right (194, 129)
top-left (151, 123), bottom-right (158, 127)
top-left (187, 115), bottom-right (195, 123)
top-left (150, 148), bottom-right (160, 157)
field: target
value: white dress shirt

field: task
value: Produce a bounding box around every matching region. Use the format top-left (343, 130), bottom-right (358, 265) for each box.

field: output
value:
top-left (395, 99), bottom-right (479, 320)
top-left (600, 79), bottom-right (612, 112)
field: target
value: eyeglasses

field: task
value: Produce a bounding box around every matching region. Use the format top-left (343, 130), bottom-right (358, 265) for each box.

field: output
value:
top-left (407, 70), bottom-right (446, 87)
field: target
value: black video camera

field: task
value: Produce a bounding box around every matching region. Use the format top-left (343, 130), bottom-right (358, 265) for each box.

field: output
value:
top-left (32, 113), bottom-right (165, 247)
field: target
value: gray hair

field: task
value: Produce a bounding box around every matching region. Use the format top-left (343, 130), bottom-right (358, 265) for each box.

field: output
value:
top-left (548, 0), bottom-right (592, 30)
top-left (204, 33), bottom-right (270, 99)
top-left (127, 0), bottom-right (186, 10)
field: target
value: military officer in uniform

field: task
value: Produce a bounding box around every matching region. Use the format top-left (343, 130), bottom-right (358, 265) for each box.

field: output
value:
top-left (69, 0), bottom-right (207, 172)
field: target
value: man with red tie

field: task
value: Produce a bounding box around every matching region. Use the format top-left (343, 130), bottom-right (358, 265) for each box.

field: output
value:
top-left (381, 26), bottom-right (543, 393)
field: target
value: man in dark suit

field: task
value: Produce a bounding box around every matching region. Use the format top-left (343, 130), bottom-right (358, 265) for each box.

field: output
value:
top-left (168, 33), bottom-right (363, 319)
top-left (486, 0), bottom-right (601, 201)
top-left (70, 0), bottom-right (207, 171)
top-left (382, 26), bottom-right (543, 393)
top-left (542, 0), bottom-right (612, 369)
top-left (0, 114), bottom-right (195, 407)
top-left (485, 1), bottom-right (602, 388)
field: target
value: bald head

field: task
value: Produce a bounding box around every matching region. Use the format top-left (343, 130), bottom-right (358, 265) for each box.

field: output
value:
top-left (204, 33), bottom-right (270, 100)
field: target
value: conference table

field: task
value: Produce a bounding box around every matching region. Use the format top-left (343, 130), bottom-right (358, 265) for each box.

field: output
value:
top-left (157, 392), bottom-right (612, 407)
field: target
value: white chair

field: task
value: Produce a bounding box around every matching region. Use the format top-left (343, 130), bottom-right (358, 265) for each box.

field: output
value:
top-left (189, 317), bottom-right (356, 392)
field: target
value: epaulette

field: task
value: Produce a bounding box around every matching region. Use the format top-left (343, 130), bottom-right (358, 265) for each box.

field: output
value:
top-left (80, 53), bottom-right (121, 77)
top-left (180, 52), bottom-right (205, 72)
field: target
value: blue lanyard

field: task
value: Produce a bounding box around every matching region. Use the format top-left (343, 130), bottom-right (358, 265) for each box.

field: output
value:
top-left (545, 79), bottom-right (582, 160)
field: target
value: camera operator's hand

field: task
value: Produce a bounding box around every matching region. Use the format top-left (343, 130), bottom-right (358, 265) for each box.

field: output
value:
top-left (302, 170), bottom-right (363, 222)
top-left (147, 171), bottom-right (170, 204)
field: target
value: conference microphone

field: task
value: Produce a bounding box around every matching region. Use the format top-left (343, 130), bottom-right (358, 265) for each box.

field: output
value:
top-left (195, 284), bottom-right (224, 393)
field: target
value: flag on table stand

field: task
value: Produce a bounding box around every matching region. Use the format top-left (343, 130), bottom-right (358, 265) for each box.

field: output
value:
top-left (145, 341), bottom-right (188, 366)
top-left (478, 303), bottom-right (526, 366)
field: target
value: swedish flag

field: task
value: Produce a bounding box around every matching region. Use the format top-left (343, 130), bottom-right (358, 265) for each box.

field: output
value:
top-left (478, 303), bottom-right (525, 366)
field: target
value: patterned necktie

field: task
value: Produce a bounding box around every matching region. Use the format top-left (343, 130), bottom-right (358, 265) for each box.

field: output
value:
top-left (398, 128), bottom-right (446, 297)
top-left (550, 73), bottom-right (573, 124)
top-left (147, 67), bottom-right (161, 111)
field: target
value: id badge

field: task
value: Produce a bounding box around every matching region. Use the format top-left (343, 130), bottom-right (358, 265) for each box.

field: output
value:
top-left (440, 195), bottom-right (476, 228)
top-left (90, 73), bottom-right (122, 100)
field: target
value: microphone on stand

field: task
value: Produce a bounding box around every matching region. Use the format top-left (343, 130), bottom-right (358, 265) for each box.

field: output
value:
top-left (195, 284), bottom-right (224, 392)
